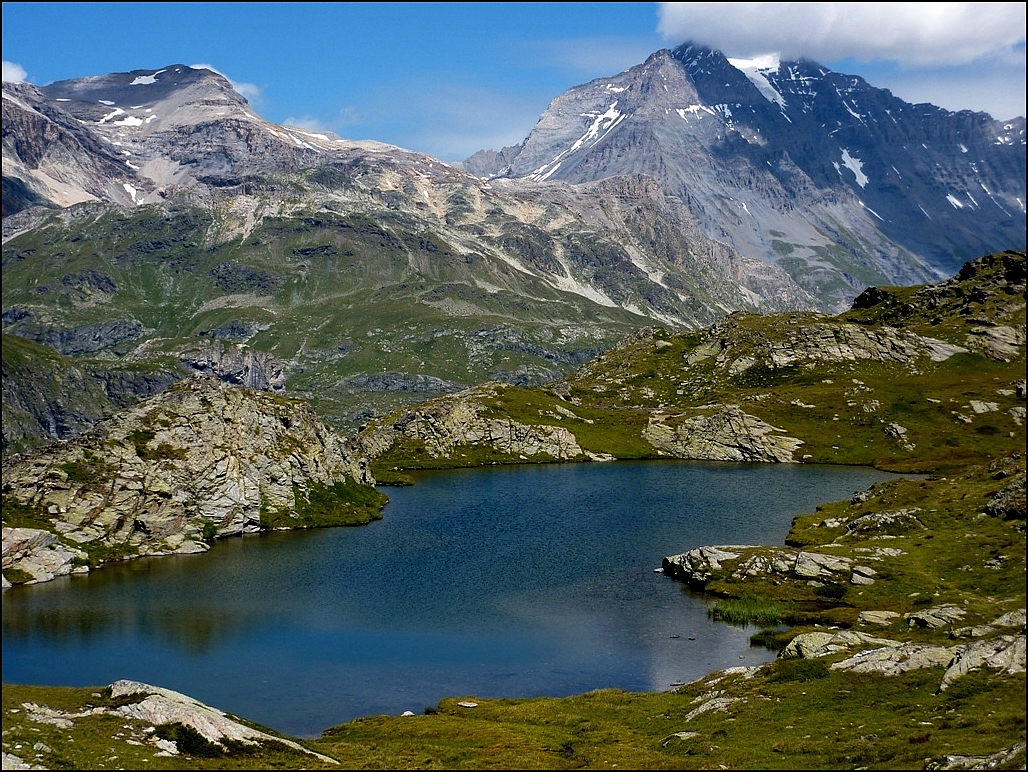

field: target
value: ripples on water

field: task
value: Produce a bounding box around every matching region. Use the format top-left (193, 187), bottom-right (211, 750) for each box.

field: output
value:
top-left (2, 460), bottom-right (898, 736)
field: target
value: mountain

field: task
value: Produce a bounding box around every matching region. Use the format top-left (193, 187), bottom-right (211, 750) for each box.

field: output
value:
top-left (2, 63), bottom-right (815, 441)
top-left (466, 44), bottom-right (1026, 307)
top-left (2, 52), bottom-right (1024, 446)
top-left (362, 249), bottom-right (1026, 476)
top-left (3, 251), bottom-right (1024, 769)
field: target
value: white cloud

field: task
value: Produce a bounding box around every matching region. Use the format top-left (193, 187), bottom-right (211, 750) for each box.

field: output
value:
top-left (189, 62), bottom-right (262, 102)
top-left (655, 2), bottom-right (1026, 118)
top-left (2, 60), bottom-right (28, 83)
top-left (656, 3), bottom-right (1026, 66)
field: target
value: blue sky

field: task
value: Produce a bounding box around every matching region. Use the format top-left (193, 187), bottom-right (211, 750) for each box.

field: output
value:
top-left (3, 2), bottom-right (1025, 162)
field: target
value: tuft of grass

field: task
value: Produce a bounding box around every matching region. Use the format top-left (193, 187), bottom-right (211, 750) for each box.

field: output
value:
top-left (260, 480), bottom-right (388, 530)
top-left (708, 596), bottom-right (785, 626)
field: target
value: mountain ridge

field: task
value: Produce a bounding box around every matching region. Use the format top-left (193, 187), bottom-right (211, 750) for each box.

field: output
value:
top-left (2, 51), bottom-right (1024, 440)
top-left (466, 43), bottom-right (1025, 304)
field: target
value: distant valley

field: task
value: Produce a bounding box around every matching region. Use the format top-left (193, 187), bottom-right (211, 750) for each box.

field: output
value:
top-left (3, 44), bottom-right (1023, 447)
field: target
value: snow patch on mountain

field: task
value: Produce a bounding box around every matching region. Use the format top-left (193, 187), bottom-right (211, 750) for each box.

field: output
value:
top-left (838, 149), bottom-right (869, 188)
top-left (728, 54), bottom-right (786, 107)
top-left (130, 72), bottom-right (162, 86)
top-left (528, 102), bottom-right (628, 182)
top-left (677, 105), bottom-right (716, 121)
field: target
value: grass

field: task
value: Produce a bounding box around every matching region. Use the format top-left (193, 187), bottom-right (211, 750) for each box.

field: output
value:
top-left (260, 480), bottom-right (388, 530)
top-left (6, 668), bottom-right (1023, 770)
top-left (2, 201), bottom-right (654, 434)
top-left (708, 596), bottom-right (785, 626)
top-left (2, 251), bottom-right (1024, 768)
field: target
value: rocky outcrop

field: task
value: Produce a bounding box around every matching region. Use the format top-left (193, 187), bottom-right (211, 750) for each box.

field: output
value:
top-left (342, 372), bottom-right (462, 394)
top-left (5, 315), bottom-right (145, 355)
top-left (8, 679), bottom-right (336, 763)
top-left (127, 338), bottom-right (288, 393)
top-left (643, 405), bottom-right (803, 462)
top-left (986, 471), bottom-right (1026, 522)
top-left (661, 543), bottom-right (883, 589)
top-left (781, 609), bottom-right (1026, 692)
top-left (2, 375), bottom-right (373, 586)
top-left (685, 316), bottom-right (968, 375)
top-left (2, 334), bottom-right (185, 456)
top-left (106, 680), bottom-right (337, 761)
top-left (361, 382), bottom-right (613, 463)
top-left (1, 527), bottom-right (89, 585)
top-left (927, 743), bottom-right (1028, 771)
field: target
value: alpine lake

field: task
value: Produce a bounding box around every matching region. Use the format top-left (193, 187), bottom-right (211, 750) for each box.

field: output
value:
top-left (1, 460), bottom-right (901, 738)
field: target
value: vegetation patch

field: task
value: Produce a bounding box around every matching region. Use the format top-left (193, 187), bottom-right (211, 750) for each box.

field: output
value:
top-left (1, 495), bottom-right (52, 530)
top-left (260, 480), bottom-right (387, 530)
top-left (708, 595), bottom-right (785, 626)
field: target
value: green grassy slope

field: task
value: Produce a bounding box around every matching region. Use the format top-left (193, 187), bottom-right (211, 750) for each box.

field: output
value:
top-left (1, 203), bottom-right (652, 435)
top-left (3, 251), bottom-right (1023, 769)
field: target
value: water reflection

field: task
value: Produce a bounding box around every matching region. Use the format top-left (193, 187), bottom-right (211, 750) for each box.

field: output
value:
top-left (3, 461), bottom-right (898, 736)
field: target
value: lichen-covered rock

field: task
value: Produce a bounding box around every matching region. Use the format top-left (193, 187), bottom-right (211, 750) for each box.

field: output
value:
top-left (2, 375), bottom-right (374, 584)
top-left (686, 317), bottom-right (969, 374)
top-left (1, 526), bottom-right (88, 586)
top-left (906, 605), bottom-right (968, 629)
top-left (985, 471), bottom-right (1026, 521)
top-left (939, 635), bottom-right (1026, 691)
top-left (661, 545), bottom-right (752, 584)
top-left (662, 543), bottom-right (877, 587)
top-left (831, 641), bottom-right (956, 675)
top-left (644, 405), bottom-right (804, 462)
top-left (363, 383), bottom-right (591, 462)
top-left (782, 630), bottom-right (896, 659)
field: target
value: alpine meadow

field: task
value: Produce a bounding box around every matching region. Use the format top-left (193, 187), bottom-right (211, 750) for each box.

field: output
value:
top-left (2, 28), bottom-right (1025, 772)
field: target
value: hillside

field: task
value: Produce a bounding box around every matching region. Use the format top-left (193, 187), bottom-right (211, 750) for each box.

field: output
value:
top-left (4, 53), bottom-right (1024, 451)
top-left (363, 250), bottom-right (1026, 475)
top-left (2, 375), bottom-right (383, 587)
top-left (3, 251), bottom-right (1023, 770)
top-left (2, 64), bottom-right (814, 445)
top-left (468, 44), bottom-right (1026, 304)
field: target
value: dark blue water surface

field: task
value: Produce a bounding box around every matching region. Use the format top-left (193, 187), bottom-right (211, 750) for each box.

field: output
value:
top-left (2, 461), bottom-right (897, 737)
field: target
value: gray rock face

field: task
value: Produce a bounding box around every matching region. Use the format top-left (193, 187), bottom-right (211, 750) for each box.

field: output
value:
top-left (1, 527), bottom-right (88, 587)
top-left (1, 334), bottom-right (185, 456)
top-left (1, 375), bottom-right (372, 583)
top-left (685, 315), bottom-right (969, 375)
top-left (661, 543), bottom-right (883, 588)
top-left (12, 679), bottom-right (337, 763)
top-left (130, 338), bottom-right (288, 392)
top-left (906, 605), bottom-right (968, 629)
top-left (985, 471), bottom-right (1027, 521)
top-left (474, 44), bottom-right (1025, 303)
top-left (644, 405), bottom-right (803, 462)
top-left (362, 382), bottom-right (596, 462)
top-left (782, 609), bottom-right (1027, 692)
top-left (7, 315), bottom-right (145, 355)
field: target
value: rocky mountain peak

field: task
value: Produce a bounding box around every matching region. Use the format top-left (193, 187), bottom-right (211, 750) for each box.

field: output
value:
top-left (40, 64), bottom-right (250, 127)
top-left (468, 43), bottom-right (1025, 306)
top-left (1, 374), bottom-right (381, 584)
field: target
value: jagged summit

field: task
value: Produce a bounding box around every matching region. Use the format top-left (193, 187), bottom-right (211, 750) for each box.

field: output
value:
top-left (467, 42), bottom-right (1025, 304)
top-left (2, 64), bottom-right (407, 210)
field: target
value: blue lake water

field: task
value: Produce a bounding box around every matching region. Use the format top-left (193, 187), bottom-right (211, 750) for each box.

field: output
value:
top-left (1, 460), bottom-right (898, 737)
